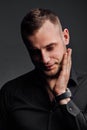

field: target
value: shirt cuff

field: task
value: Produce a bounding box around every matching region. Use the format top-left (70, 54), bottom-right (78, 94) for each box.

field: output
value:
top-left (60, 100), bottom-right (80, 116)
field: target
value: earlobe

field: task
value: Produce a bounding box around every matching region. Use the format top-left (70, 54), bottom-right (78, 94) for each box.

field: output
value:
top-left (63, 28), bottom-right (70, 45)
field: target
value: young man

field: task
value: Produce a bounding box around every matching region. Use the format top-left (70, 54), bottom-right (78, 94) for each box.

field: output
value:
top-left (0, 8), bottom-right (87, 130)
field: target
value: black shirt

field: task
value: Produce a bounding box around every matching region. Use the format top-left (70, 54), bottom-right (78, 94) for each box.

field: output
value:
top-left (0, 68), bottom-right (87, 130)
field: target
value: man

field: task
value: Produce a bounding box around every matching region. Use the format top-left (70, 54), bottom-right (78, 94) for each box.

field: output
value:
top-left (0, 8), bottom-right (87, 130)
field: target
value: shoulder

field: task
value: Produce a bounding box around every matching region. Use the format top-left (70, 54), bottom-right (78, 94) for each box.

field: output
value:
top-left (0, 69), bottom-right (37, 94)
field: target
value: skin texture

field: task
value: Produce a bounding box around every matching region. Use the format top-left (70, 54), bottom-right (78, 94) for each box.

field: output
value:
top-left (28, 20), bottom-right (72, 104)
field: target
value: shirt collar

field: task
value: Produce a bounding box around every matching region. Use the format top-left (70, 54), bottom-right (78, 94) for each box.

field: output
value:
top-left (35, 66), bottom-right (79, 87)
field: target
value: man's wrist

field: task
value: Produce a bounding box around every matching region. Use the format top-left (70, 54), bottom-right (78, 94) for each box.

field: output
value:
top-left (59, 98), bottom-right (71, 104)
top-left (54, 88), bottom-right (72, 104)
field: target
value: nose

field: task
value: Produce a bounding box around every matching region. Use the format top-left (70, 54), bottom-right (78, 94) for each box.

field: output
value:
top-left (41, 50), bottom-right (50, 64)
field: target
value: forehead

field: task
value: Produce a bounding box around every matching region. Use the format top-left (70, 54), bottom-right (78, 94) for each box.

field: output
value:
top-left (27, 20), bottom-right (61, 48)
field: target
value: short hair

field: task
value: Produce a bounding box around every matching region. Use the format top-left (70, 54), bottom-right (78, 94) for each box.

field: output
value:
top-left (21, 8), bottom-right (62, 45)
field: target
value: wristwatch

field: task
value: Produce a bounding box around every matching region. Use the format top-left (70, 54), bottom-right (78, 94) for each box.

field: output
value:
top-left (55, 88), bottom-right (72, 102)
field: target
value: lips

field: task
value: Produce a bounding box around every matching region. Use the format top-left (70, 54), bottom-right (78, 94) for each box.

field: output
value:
top-left (36, 62), bottom-right (56, 71)
top-left (44, 64), bottom-right (55, 70)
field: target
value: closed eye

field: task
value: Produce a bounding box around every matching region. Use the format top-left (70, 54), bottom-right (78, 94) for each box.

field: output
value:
top-left (46, 43), bottom-right (56, 51)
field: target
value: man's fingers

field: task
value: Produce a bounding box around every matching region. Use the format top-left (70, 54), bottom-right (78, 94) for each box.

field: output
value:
top-left (62, 52), bottom-right (67, 71)
top-left (61, 48), bottom-right (72, 78)
top-left (67, 48), bottom-right (72, 72)
top-left (67, 48), bottom-right (72, 65)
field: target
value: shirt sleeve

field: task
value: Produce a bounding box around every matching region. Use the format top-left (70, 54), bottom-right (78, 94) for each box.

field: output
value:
top-left (60, 100), bottom-right (87, 130)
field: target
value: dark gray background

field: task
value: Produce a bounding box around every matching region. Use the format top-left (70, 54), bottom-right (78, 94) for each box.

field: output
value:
top-left (0, 0), bottom-right (87, 88)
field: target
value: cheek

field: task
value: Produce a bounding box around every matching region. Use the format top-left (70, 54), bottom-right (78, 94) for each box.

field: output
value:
top-left (51, 49), bottom-right (65, 61)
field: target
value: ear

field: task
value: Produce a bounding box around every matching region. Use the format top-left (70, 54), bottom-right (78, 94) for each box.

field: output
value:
top-left (63, 28), bottom-right (70, 45)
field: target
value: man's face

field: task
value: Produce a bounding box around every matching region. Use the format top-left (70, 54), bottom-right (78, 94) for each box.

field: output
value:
top-left (28, 20), bottom-right (69, 78)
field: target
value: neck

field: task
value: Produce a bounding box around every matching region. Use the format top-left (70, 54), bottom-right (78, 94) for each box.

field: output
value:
top-left (36, 68), bottom-right (58, 89)
top-left (36, 69), bottom-right (58, 101)
top-left (46, 78), bottom-right (57, 90)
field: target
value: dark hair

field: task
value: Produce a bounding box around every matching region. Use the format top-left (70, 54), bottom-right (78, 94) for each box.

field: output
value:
top-left (21, 8), bottom-right (62, 45)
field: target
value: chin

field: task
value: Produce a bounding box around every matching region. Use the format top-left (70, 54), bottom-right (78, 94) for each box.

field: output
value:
top-left (43, 66), bottom-right (61, 78)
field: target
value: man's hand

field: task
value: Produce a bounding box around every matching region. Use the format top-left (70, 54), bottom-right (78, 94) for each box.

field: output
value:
top-left (53, 48), bottom-right (72, 96)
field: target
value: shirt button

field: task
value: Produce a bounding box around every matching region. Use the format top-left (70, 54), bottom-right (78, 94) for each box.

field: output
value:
top-left (69, 107), bottom-right (72, 111)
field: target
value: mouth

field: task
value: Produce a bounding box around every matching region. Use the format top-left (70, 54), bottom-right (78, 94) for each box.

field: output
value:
top-left (35, 62), bottom-right (59, 72)
top-left (44, 64), bottom-right (56, 71)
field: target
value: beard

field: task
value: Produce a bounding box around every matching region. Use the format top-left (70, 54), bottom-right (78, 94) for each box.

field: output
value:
top-left (35, 62), bottom-right (62, 79)
top-left (44, 63), bottom-right (62, 79)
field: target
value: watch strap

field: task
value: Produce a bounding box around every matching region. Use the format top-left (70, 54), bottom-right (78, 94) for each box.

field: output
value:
top-left (55, 88), bottom-right (72, 102)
